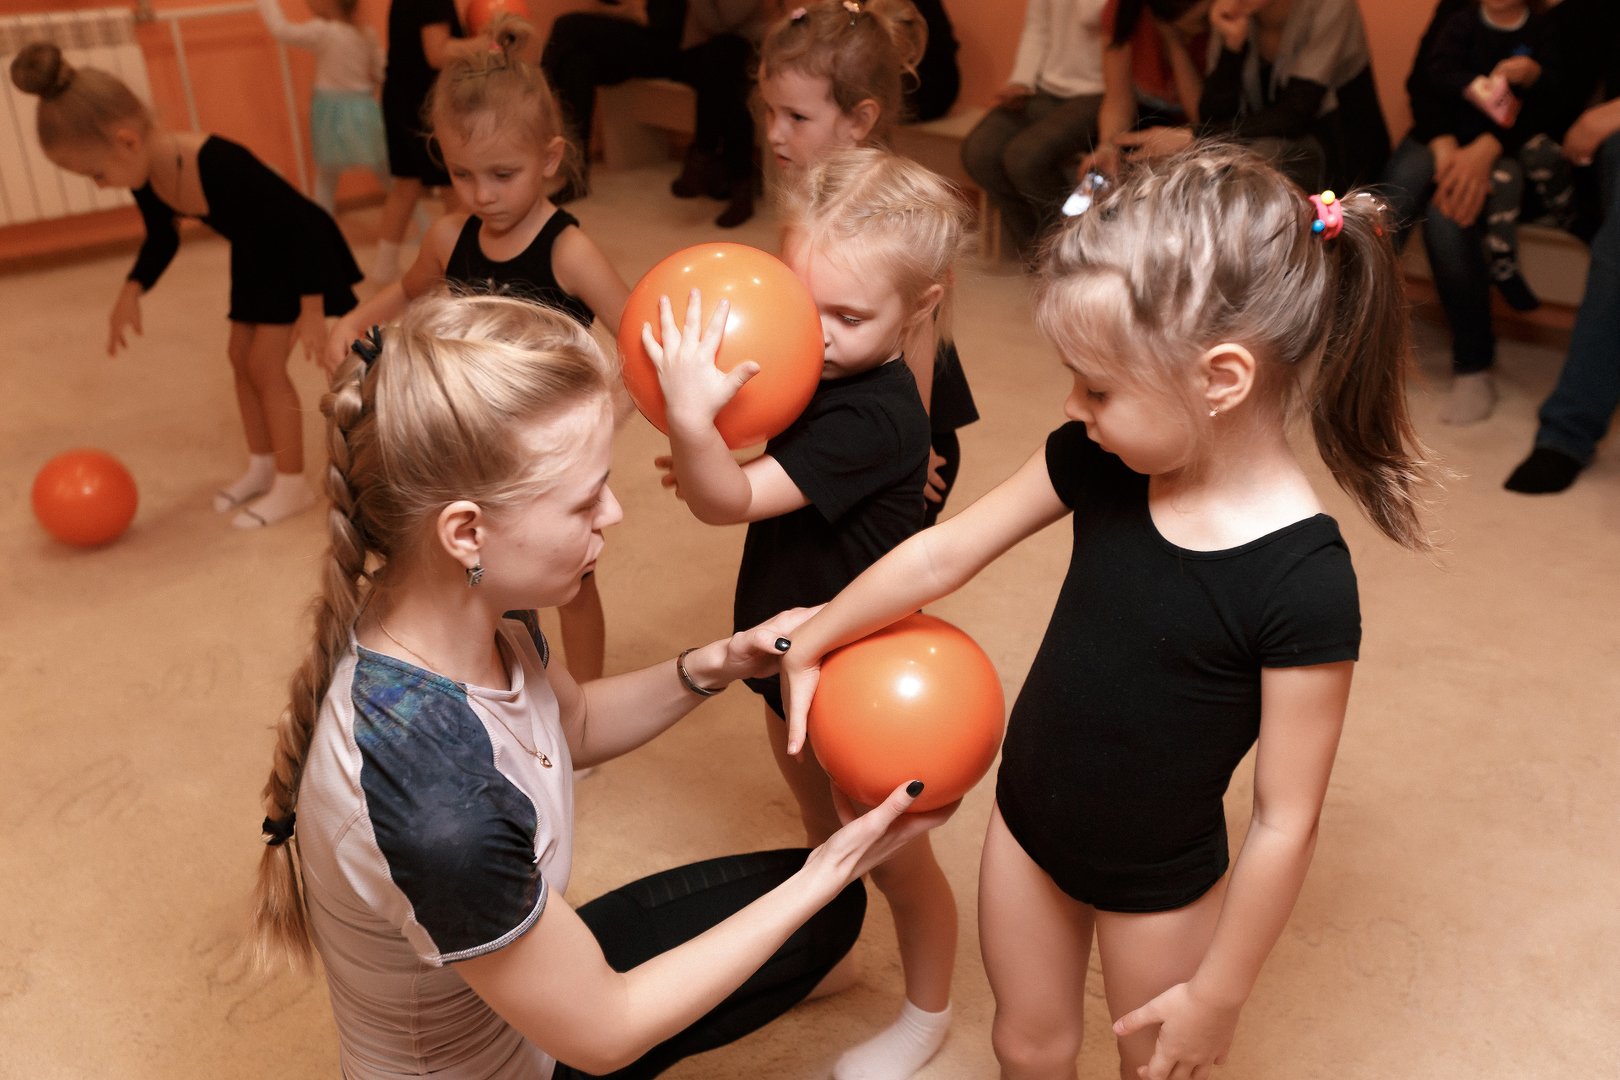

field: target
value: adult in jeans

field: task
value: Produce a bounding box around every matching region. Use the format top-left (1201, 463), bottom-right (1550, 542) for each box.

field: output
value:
top-left (961, 0), bottom-right (1110, 262)
top-left (540, 0), bottom-right (774, 228)
top-left (1505, 0), bottom-right (1620, 493)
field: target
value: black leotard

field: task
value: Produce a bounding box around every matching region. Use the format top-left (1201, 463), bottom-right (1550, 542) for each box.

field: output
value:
top-left (128, 135), bottom-right (360, 325)
top-left (444, 209), bottom-right (595, 328)
top-left (995, 424), bottom-right (1360, 913)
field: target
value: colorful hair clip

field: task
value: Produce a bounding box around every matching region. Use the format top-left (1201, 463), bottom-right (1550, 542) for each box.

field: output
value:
top-left (1309, 190), bottom-right (1343, 240)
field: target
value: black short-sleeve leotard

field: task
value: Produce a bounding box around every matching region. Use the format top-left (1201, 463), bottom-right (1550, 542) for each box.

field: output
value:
top-left (444, 209), bottom-right (594, 328)
top-left (995, 423), bottom-right (1361, 913)
top-left (128, 136), bottom-right (360, 325)
top-left (734, 359), bottom-right (930, 716)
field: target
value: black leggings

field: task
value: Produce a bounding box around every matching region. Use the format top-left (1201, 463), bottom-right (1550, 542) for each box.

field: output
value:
top-left (553, 848), bottom-right (866, 1079)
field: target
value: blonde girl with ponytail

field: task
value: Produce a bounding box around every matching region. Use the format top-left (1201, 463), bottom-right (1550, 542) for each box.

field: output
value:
top-left (253, 290), bottom-right (952, 1079)
top-left (779, 144), bottom-right (1440, 1080)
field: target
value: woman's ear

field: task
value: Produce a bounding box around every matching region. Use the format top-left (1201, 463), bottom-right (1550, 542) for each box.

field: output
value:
top-left (1199, 341), bottom-right (1257, 415)
top-left (435, 500), bottom-right (486, 577)
top-left (845, 98), bottom-right (881, 144)
top-left (542, 134), bottom-right (567, 179)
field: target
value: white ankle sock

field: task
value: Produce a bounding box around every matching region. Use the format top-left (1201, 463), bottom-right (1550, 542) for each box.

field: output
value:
top-left (214, 453), bottom-right (276, 511)
top-left (370, 239), bottom-right (402, 282)
top-left (833, 1000), bottom-right (951, 1080)
top-left (232, 472), bottom-right (314, 528)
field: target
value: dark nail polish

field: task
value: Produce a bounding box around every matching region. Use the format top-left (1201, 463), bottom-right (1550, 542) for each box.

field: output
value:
top-left (774, 637), bottom-right (791, 652)
top-left (906, 780), bottom-right (924, 798)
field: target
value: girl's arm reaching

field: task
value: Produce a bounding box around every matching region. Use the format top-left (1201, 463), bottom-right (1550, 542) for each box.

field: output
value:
top-left (325, 213), bottom-right (464, 370)
top-left (256, 0), bottom-right (328, 50)
top-left (780, 443), bottom-right (1070, 755)
top-left (456, 778), bottom-right (952, 1075)
top-left (642, 290), bottom-right (812, 525)
top-left (553, 226), bottom-right (631, 337)
top-left (551, 607), bottom-right (817, 768)
top-left (1113, 660), bottom-right (1354, 1080)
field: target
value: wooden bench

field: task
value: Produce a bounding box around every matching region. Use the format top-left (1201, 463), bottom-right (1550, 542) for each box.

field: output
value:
top-left (596, 78), bottom-right (697, 170)
top-left (1405, 223), bottom-right (1589, 343)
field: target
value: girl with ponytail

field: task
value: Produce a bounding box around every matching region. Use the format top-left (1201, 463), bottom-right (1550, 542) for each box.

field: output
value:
top-left (253, 291), bottom-right (952, 1079)
top-left (777, 143), bottom-right (1439, 1079)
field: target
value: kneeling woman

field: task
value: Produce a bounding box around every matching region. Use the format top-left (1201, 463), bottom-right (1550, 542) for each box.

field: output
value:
top-left (250, 291), bottom-right (949, 1078)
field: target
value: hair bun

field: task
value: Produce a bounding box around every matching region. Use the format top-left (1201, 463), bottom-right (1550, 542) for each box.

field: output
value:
top-left (10, 40), bottom-right (75, 99)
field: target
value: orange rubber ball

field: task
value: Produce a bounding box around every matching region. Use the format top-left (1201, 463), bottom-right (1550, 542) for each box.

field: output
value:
top-left (31, 448), bottom-right (139, 547)
top-left (464, 0), bottom-right (530, 35)
top-left (618, 242), bottom-right (823, 449)
top-left (808, 613), bottom-right (1006, 813)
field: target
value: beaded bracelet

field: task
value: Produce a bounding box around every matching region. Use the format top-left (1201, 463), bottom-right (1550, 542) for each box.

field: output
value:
top-left (677, 647), bottom-right (722, 697)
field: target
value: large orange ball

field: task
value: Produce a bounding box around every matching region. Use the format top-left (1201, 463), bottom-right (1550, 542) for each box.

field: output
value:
top-left (618, 242), bottom-right (822, 449)
top-left (464, 0), bottom-right (530, 35)
top-left (31, 449), bottom-right (139, 547)
top-left (809, 613), bottom-right (1006, 813)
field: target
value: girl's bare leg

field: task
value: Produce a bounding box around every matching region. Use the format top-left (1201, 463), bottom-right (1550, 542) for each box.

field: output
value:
top-left (981, 804), bottom-right (1094, 1080)
top-left (230, 324), bottom-right (314, 527)
top-left (1094, 877), bottom-right (1227, 1080)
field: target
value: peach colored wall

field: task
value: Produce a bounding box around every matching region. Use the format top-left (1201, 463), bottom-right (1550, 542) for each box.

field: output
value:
top-left (4, 0), bottom-right (1438, 264)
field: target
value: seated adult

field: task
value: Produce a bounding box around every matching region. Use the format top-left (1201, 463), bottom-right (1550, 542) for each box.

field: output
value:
top-left (540, 0), bottom-right (775, 227)
top-left (1382, 0), bottom-right (1587, 424)
top-left (249, 292), bottom-right (951, 1079)
top-left (1081, 0), bottom-right (1208, 180)
top-left (960, 0), bottom-right (1110, 262)
top-left (1198, 0), bottom-right (1390, 192)
top-left (1505, 0), bottom-right (1620, 491)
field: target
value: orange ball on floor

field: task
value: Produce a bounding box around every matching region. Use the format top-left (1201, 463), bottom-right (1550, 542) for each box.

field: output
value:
top-left (808, 613), bottom-right (1006, 813)
top-left (32, 448), bottom-right (139, 547)
top-left (618, 242), bottom-right (823, 449)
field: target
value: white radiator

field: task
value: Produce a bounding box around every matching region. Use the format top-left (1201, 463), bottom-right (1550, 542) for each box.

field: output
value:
top-left (0, 7), bottom-right (151, 226)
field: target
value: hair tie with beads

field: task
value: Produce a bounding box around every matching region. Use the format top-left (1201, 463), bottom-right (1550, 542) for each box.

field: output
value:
top-left (350, 325), bottom-right (383, 368)
top-left (262, 812), bottom-right (296, 847)
top-left (1308, 190), bottom-right (1343, 240)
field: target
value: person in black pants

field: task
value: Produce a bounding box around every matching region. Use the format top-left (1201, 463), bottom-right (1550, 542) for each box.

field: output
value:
top-left (541, 0), bottom-right (772, 227)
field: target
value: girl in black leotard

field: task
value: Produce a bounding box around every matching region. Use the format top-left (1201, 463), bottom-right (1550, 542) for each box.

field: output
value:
top-left (331, 15), bottom-right (630, 686)
top-left (780, 146), bottom-right (1442, 1080)
top-left (11, 41), bottom-right (362, 529)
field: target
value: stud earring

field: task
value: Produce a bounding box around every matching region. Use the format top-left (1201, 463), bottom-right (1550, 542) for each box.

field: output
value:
top-left (1208, 408), bottom-right (1219, 418)
top-left (466, 563), bottom-right (485, 587)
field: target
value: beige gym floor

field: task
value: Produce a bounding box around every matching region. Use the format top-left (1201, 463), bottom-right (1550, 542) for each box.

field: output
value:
top-left (2, 162), bottom-right (1616, 1078)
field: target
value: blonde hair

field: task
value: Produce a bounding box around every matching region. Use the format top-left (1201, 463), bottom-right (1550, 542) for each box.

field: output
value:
top-left (250, 292), bottom-right (615, 967)
top-left (780, 146), bottom-right (971, 362)
top-left (758, 0), bottom-right (927, 143)
top-left (1035, 142), bottom-right (1438, 552)
top-left (9, 41), bottom-right (151, 149)
top-left (424, 15), bottom-right (575, 177)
